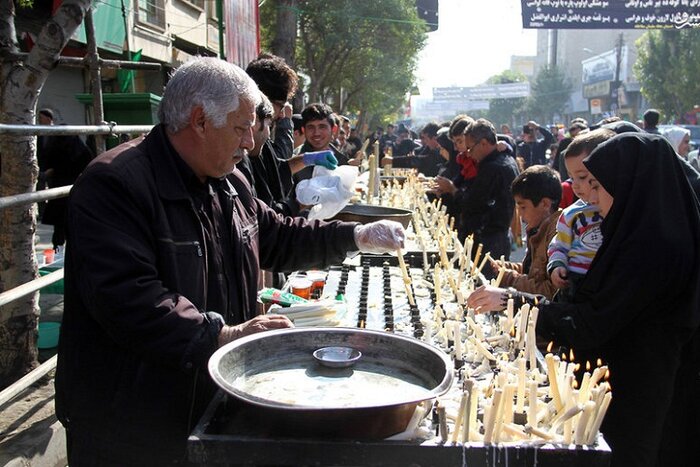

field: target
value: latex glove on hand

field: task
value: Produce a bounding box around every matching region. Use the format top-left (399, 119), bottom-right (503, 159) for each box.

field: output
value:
top-left (302, 150), bottom-right (338, 170)
top-left (354, 220), bottom-right (406, 254)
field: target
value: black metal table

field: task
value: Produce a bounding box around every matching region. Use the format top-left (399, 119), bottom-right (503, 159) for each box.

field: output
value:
top-left (188, 391), bottom-right (611, 467)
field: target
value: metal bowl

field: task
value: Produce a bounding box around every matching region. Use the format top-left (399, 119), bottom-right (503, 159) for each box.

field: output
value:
top-left (332, 204), bottom-right (413, 228)
top-left (313, 346), bottom-right (362, 368)
top-left (208, 327), bottom-right (452, 439)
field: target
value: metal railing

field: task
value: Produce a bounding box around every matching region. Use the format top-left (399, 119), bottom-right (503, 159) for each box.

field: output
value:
top-left (0, 122), bottom-right (154, 405)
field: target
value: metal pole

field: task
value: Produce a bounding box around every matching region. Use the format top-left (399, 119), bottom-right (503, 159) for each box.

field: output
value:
top-left (0, 123), bottom-right (153, 136)
top-left (84, 8), bottom-right (106, 154)
top-left (217, 0), bottom-right (226, 60)
top-left (0, 186), bottom-right (71, 210)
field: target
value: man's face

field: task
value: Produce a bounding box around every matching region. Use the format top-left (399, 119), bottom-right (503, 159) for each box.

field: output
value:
top-left (564, 153), bottom-right (592, 202)
top-left (464, 135), bottom-right (485, 161)
top-left (201, 99), bottom-right (255, 178)
top-left (304, 119), bottom-right (333, 150)
top-left (387, 126), bottom-right (395, 135)
top-left (251, 117), bottom-right (272, 157)
top-left (342, 121), bottom-right (351, 135)
top-left (420, 133), bottom-right (438, 149)
top-left (514, 194), bottom-right (550, 230)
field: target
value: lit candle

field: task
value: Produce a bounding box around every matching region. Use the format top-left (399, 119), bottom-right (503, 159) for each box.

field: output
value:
top-left (516, 304), bottom-right (530, 348)
top-left (545, 353), bottom-right (564, 411)
top-left (578, 371), bottom-right (592, 404)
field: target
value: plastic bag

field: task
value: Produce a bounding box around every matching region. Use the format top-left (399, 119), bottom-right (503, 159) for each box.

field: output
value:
top-left (295, 165), bottom-right (358, 220)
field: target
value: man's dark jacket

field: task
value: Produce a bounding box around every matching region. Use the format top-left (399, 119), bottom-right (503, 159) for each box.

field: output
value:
top-left (451, 148), bottom-right (519, 258)
top-left (55, 125), bottom-right (358, 464)
top-left (516, 126), bottom-right (554, 167)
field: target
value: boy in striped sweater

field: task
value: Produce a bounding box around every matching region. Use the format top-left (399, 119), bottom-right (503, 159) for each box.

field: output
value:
top-left (547, 129), bottom-right (615, 301)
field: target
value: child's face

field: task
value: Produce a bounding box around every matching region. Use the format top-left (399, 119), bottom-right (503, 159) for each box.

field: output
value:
top-left (452, 134), bottom-right (467, 153)
top-left (565, 153), bottom-right (592, 202)
top-left (588, 176), bottom-right (613, 217)
top-left (513, 194), bottom-right (551, 230)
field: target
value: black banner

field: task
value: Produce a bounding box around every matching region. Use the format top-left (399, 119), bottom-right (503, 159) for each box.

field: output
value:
top-left (521, 1), bottom-right (700, 29)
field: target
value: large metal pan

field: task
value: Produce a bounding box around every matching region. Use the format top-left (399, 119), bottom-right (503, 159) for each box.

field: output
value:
top-left (208, 327), bottom-right (452, 439)
top-left (332, 204), bottom-right (413, 228)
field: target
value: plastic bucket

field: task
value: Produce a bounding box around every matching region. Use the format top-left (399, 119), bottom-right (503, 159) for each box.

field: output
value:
top-left (37, 322), bottom-right (61, 349)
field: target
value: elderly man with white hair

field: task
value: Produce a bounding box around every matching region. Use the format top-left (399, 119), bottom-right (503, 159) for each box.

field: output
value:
top-left (55, 57), bottom-right (405, 465)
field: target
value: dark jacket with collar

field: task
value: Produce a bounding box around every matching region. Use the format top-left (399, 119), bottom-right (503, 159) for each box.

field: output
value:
top-left (453, 148), bottom-right (519, 247)
top-left (516, 126), bottom-right (554, 167)
top-left (55, 124), bottom-right (358, 463)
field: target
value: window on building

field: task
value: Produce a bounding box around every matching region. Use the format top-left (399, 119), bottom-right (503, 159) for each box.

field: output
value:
top-left (135, 0), bottom-right (166, 31)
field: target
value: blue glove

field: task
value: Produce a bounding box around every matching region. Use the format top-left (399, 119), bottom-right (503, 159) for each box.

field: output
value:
top-left (302, 150), bottom-right (338, 170)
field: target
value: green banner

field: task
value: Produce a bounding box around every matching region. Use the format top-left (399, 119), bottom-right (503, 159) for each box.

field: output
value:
top-left (73, 0), bottom-right (126, 54)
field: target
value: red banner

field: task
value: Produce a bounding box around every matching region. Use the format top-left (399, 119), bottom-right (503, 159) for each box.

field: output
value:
top-left (225, 0), bottom-right (260, 67)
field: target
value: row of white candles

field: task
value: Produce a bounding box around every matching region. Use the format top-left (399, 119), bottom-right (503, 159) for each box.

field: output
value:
top-left (373, 179), bottom-right (613, 446)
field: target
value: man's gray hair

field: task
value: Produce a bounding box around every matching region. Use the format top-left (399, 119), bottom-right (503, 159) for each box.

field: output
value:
top-left (158, 57), bottom-right (262, 133)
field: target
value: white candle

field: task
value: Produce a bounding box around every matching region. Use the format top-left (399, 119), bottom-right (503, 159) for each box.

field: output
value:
top-left (463, 379), bottom-right (474, 443)
top-left (545, 354), bottom-right (564, 411)
top-left (528, 380), bottom-right (538, 426)
top-left (470, 243), bottom-right (483, 276)
top-left (516, 357), bottom-right (527, 413)
top-left (586, 391), bottom-right (612, 445)
top-left (434, 266), bottom-right (442, 303)
top-left (575, 401), bottom-right (596, 445)
top-left (454, 325), bottom-right (463, 361)
top-left (516, 304), bottom-right (530, 348)
top-left (483, 389), bottom-right (503, 444)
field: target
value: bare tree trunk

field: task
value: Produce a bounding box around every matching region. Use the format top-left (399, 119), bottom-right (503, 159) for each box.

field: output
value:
top-left (0, 0), bottom-right (92, 388)
top-left (270, 0), bottom-right (296, 67)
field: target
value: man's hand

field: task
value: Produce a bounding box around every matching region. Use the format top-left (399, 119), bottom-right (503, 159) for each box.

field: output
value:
top-left (278, 102), bottom-right (293, 120)
top-left (550, 266), bottom-right (569, 289)
top-left (432, 175), bottom-right (457, 195)
top-left (354, 220), bottom-right (406, 254)
top-left (466, 285), bottom-right (509, 314)
top-left (302, 150), bottom-right (338, 170)
top-left (527, 121), bottom-right (539, 131)
top-left (218, 314), bottom-right (294, 346)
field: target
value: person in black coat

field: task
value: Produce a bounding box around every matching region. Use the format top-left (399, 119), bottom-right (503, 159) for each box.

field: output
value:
top-left (469, 133), bottom-right (700, 467)
top-left (41, 130), bottom-right (93, 250)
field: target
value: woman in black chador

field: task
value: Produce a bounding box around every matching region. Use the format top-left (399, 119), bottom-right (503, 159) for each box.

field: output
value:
top-left (471, 132), bottom-right (700, 467)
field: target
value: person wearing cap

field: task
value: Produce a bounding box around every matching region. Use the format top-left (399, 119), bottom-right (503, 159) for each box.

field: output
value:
top-left (55, 57), bottom-right (406, 466)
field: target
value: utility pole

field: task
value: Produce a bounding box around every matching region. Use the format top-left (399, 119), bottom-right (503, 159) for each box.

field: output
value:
top-left (609, 33), bottom-right (624, 114)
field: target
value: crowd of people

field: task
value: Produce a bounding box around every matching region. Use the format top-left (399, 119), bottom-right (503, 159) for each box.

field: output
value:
top-left (51, 51), bottom-right (699, 467)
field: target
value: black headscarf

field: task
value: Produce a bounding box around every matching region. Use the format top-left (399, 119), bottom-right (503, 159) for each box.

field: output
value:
top-left (537, 133), bottom-right (700, 349)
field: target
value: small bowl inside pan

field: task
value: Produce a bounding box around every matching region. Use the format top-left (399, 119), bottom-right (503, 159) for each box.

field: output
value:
top-left (313, 346), bottom-right (362, 368)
